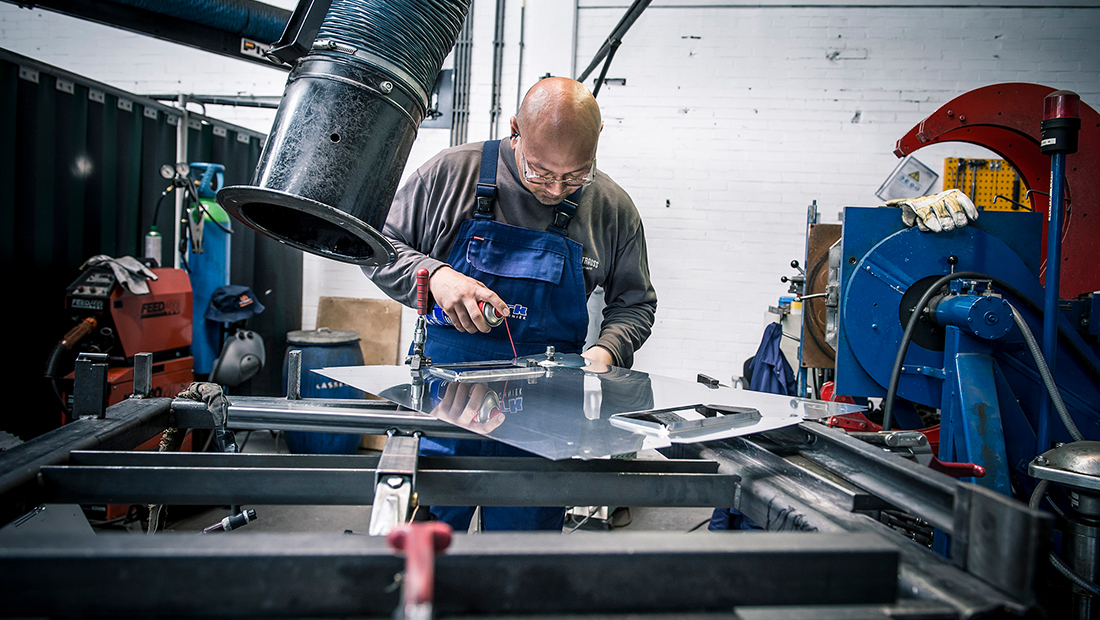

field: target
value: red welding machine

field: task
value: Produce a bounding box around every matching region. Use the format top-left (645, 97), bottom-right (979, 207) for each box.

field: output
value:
top-left (60, 265), bottom-right (194, 406)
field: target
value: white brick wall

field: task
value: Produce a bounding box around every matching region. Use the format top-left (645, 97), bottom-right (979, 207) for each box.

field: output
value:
top-left (3, 1), bottom-right (1097, 383)
top-left (572, 3), bottom-right (1100, 382)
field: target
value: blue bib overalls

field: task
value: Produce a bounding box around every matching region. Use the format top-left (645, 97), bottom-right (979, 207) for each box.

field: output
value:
top-left (420, 139), bottom-right (590, 531)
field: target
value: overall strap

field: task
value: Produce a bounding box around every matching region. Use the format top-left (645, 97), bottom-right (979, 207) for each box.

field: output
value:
top-left (547, 188), bottom-right (583, 236)
top-left (474, 140), bottom-right (500, 220)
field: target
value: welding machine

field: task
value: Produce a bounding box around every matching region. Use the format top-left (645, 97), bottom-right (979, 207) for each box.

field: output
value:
top-left (48, 262), bottom-right (195, 413)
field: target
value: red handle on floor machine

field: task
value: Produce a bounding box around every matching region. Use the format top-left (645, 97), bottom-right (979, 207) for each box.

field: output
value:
top-left (387, 521), bottom-right (453, 618)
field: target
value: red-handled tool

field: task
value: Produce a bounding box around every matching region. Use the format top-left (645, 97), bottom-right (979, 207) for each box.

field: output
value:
top-left (406, 268), bottom-right (431, 370)
top-left (387, 522), bottom-right (453, 620)
top-left (929, 457), bottom-right (986, 479)
top-left (416, 268), bottom-right (430, 316)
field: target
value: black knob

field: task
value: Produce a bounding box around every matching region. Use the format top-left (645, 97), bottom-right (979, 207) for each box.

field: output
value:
top-left (947, 255), bottom-right (959, 266)
top-left (781, 276), bottom-right (789, 283)
top-left (790, 260), bottom-right (800, 269)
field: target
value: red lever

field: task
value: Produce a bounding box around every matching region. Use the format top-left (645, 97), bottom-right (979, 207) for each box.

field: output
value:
top-left (416, 268), bottom-right (430, 316)
top-left (387, 522), bottom-right (452, 614)
top-left (929, 456), bottom-right (986, 479)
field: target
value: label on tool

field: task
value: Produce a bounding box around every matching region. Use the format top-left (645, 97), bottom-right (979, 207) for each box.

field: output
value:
top-left (424, 303), bottom-right (504, 328)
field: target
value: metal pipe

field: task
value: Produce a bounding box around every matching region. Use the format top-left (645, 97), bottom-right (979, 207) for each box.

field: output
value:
top-left (575, 0), bottom-right (651, 84)
top-left (515, 0), bottom-right (526, 112)
top-left (1037, 89), bottom-right (1081, 452)
top-left (489, 0), bottom-right (506, 139)
top-left (451, 6), bottom-right (474, 146)
top-left (1038, 150), bottom-right (1066, 452)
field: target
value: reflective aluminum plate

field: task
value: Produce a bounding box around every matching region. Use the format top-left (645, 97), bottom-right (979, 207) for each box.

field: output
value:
top-left (315, 362), bottom-right (865, 460)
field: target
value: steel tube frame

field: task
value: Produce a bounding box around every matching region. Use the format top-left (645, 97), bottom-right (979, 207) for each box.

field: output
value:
top-left (224, 395), bottom-right (477, 438)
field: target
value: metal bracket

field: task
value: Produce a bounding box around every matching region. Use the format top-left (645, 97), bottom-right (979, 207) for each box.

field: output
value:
top-left (132, 353), bottom-right (153, 399)
top-left (368, 433), bottom-right (421, 536)
top-left (286, 350), bottom-right (302, 400)
top-left (73, 353), bottom-right (109, 420)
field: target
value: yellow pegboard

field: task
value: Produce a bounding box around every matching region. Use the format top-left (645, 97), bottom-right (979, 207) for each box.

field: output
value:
top-left (943, 158), bottom-right (1033, 212)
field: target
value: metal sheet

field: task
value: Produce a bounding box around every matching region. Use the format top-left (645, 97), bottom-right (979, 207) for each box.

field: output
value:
top-left (316, 363), bottom-right (864, 460)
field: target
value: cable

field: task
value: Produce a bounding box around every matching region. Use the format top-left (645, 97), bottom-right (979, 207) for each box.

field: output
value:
top-left (882, 271), bottom-right (985, 430)
top-left (1010, 305), bottom-right (1084, 441)
top-left (687, 518), bottom-right (710, 533)
top-left (881, 270), bottom-right (1100, 431)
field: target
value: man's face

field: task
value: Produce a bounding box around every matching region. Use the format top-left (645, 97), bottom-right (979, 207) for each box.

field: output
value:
top-left (513, 136), bottom-right (595, 206)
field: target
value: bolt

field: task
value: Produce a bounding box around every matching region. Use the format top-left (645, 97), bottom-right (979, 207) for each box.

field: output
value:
top-left (380, 81), bottom-right (393, 93)
top-left (1035, 455), bottom-right (1048, 465)
top-left (385, 476), bottom-right (404, 489)
top-left (946, 109), bottom-right (954, 117)
top-left (984, 312), bottom-right (999, 325)
top-left (959, 115), bottom-right (967, 122)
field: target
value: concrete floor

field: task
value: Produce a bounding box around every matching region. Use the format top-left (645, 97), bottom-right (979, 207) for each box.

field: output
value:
top-left (164, 430), bottom-right (717, 535)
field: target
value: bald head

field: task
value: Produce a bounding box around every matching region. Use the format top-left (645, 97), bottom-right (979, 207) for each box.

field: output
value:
top-left (513, 78), bottom-right (602, 166)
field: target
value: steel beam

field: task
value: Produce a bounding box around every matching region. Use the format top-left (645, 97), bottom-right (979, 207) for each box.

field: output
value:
top-left (39, 457), bottom-right (739, 508)
top-left (0, 398), bottom-right (171, 527)
top-left (0, 532), bottom-right (897, 617)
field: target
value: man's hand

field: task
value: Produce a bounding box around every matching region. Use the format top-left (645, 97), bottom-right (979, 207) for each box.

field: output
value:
top-left (428, 266), bottom-right (510, 333)
top-left (889, 189), bottom-right (979, 233)
top-left (582, 345), bottom-right (615, 366)
top-left (430, 381), bottom-right (506, 433)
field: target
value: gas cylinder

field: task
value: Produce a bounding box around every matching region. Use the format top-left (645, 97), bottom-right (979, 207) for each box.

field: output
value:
top-left (187, 162), bottom-right (232, 376)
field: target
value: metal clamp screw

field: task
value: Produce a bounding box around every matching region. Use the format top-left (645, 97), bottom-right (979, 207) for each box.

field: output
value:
top-left (380, 81), bottom-right (393, 94)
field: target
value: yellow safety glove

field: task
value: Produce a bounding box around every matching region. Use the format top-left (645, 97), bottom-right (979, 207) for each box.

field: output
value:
top-left (888, 189), bottom-right (979, 233)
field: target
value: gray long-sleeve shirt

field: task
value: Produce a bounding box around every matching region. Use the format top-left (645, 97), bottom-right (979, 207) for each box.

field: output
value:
top-left (363, 138), bottom-right (656, 368)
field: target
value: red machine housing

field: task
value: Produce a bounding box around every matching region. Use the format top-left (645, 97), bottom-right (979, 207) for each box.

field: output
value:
top-left (893, 83), bottom-right (1100, 299)
top-left (108, 268), bottom-right (193, 358)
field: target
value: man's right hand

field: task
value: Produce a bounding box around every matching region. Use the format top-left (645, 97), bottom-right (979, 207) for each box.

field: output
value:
top-left (428, 266), bottom-right (510, 333)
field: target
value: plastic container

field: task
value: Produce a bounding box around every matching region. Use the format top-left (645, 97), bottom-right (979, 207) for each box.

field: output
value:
top-left (282, 328), bottom-right (365, 454)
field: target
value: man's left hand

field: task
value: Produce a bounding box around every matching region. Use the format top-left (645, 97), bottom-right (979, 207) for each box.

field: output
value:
top-left (889, 189), bottom-right (979, 233)
top-left (582, 346), bottom-right (615, 366)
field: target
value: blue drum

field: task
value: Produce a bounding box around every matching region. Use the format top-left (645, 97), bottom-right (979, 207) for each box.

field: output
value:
top-left (282, 328), bottom-right (365, 454)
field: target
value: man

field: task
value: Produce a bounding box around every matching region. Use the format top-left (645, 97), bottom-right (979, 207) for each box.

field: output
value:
top-left (363, 77), bottom-right (657, 531)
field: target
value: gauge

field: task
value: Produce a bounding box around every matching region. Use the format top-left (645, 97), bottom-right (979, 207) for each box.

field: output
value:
top-left (175, 162), bottom-right (190, 177)
top-left (159, 164), bottom-right (175, 179)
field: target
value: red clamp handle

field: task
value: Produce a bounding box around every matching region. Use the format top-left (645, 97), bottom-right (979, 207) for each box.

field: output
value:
top-left (387, 522), bottom-right (453, 606)
top-left (416, 268), bottom-right (430, 316)
top-left (929, 456), bottom-right (986, 479)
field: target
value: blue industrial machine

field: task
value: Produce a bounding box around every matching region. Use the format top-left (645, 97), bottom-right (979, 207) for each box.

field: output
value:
top-left (833, 207), bottom-right (1100, 499)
